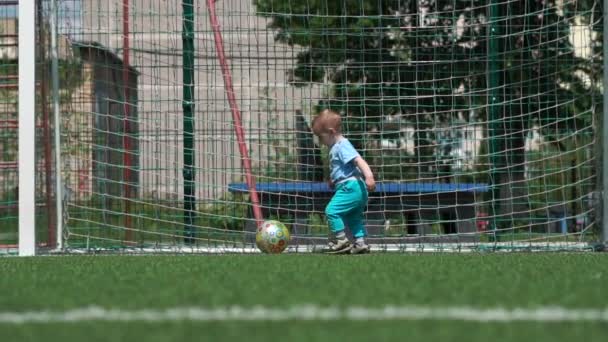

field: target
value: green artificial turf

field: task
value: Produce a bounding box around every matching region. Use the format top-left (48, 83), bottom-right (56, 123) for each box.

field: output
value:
top-left (0, 254), bottom-right (606, 341)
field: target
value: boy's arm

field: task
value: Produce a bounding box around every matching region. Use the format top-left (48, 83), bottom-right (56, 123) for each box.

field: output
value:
top-left (354, 156), bottom-right (376, 191)
top-left (327, 178), bottom-right (335, 190)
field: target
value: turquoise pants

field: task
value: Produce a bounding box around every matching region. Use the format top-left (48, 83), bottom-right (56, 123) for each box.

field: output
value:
top-left (325, 179), bottom-right (368, 238)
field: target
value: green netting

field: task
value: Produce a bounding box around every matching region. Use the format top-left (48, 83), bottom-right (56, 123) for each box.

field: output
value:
top-left (1, 2), bottom-right (66, 252)
top-left (0, 6), bottom-right (19, 250)
top-left (19, 0), bottom-right (602, 252)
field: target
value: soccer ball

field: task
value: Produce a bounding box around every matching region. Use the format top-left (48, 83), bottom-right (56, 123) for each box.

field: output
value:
top-left (256, 220), bottom-right (290, 254)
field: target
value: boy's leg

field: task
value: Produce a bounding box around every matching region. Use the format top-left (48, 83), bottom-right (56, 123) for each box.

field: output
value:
top-left (345, 180), bottom-right (370, 254)
top-left (325, 182), bottom-right (363, 234)
top-left (344, 179), bottom-right (368, 237)
top-left (323, 181), bottom-right (363, 253)
top-left (346, 212), bottom-right (370, 254)
top-left (344, 210), bottom-right (366, 239)
top-left (343, 204), bottom-right (370, 254)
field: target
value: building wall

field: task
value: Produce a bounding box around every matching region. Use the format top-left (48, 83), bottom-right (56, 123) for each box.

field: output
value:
top-left (61, 46), bottom-right (140, 202)
top-left (62, 60), bottom-right (95, 201)
top-left (79, 0), bottom-right (322, 201)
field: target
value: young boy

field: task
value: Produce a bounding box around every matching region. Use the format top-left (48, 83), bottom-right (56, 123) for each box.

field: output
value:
top-left (311, 109), bottom-right (376, 254)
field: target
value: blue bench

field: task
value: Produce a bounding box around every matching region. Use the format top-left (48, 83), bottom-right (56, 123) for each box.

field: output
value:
top-left (228, 182), bottom-right (489, 194)
top-left (228, 182), bottom-right (489, 238)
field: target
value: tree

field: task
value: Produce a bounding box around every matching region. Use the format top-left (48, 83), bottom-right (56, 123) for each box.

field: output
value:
top-left (254, 0), bottom-right (600, 217)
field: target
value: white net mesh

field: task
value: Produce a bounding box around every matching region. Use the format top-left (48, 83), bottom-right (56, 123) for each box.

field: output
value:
top-left (31, 0), bottom-right (603, 252)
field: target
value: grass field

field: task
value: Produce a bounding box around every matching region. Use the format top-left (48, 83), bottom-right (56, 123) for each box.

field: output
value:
top-left (1, 254), bottom-right (607, 341)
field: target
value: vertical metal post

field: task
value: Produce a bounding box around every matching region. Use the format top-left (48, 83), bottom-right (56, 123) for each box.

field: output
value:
top-left (122, 0), bottom-right (133, 242)
top-left (19, 0), bottom-right (36, 256)
top-left (36, 0), bottom-right (56, 248)
top-left (50, 0), bottom-right (63, 249)
top-left (602, 0), bottom-right (608, 245)
top-left (182, 0), bottom-right (196, 243)
top-left (487, 0), bottom-right (502, 241)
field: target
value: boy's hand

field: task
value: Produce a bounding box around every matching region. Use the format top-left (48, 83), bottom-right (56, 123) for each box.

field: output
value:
top-left (327, 179), bottom-right (335, 190)
top-left (365, 177), bottom-right (376, 192)
top-left (353, 156), bottom-right (376, 192)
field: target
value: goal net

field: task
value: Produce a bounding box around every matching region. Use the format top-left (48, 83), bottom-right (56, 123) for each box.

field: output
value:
top-left (18, 0), bottom-right (602, 252)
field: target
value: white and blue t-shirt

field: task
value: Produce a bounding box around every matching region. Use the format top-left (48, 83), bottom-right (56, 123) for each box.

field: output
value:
top-left (329, 138), bottom-right (361, 183)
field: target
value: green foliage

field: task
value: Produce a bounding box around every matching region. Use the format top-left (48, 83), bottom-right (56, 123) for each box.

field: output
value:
top-left (199, 195), bottom-right (249, 232)
top-left (254, 0), bottom-right (601, 183)
top-left (307, 212), bottom-right (327, 235)
top-left (65, 193), bottom-right (251, 248)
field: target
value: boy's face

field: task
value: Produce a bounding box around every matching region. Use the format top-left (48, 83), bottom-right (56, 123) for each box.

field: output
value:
top-left (317, 131), bottom-right (334, 146)
top-left (313, 126), bottom-right (337, 146)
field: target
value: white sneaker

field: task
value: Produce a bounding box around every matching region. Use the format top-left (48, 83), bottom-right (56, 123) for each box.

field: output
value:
top-left (323, 237), bottom-right (352, 254)
top-left (350, 241), bottom-right (370, 254)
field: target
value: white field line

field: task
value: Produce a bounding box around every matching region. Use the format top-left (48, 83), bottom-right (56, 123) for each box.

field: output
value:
top-left (1, 306), bottom-right (607, 324)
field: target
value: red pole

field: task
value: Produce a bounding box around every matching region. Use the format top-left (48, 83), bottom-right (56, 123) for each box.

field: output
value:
top-left (122, 0), bottom-right (133, 241)
top-left (37, 0), bottom-right (56, 248)
top-left (206, 0), bottom-right (263, 228)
